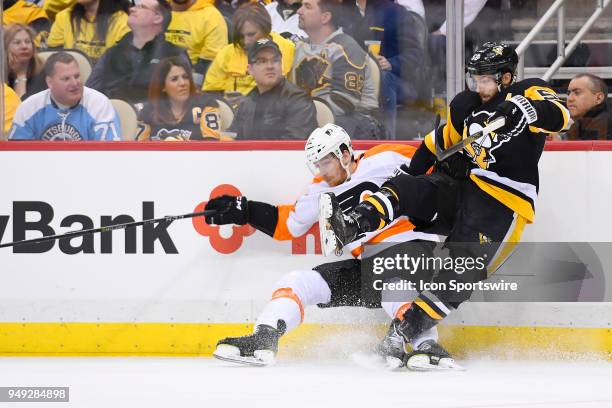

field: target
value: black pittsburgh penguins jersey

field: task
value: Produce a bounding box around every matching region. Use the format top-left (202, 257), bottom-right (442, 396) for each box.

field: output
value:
top-left (421, 78), bottom-right (570, 223)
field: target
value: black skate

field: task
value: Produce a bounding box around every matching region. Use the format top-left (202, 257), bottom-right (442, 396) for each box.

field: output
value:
top-left (350, 319), bottom-right (407, 370)
top-left (213, 325), bottom-right (282, 367)
top-left (404, 339), bottom-right (464, 371)
top-left (374, 319), bottom-right (407, 369)
top-left (318, 192), bottom-right (360, 257)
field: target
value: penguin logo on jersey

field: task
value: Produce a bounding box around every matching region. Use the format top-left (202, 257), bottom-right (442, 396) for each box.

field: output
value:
top-left (463, 111), bottom-right (511, 170)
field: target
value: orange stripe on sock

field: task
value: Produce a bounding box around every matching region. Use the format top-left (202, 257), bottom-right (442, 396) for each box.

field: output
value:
top-left (271, 288), bottom-right (304, 323)
top-left (395, 302), bottom-right (412, 320)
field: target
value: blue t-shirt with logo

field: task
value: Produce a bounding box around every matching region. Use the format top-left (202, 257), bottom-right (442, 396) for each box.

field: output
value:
top-left (9, 87), bottom-right (121, 141)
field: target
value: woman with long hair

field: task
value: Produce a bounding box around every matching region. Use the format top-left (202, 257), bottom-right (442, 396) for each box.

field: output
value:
top-left (202, 2), bottom-right (294, 100)
top-left (3, 23), bottom-right (46, 99)
top-left (46, 0), bottom-right (131, 62)
top-left (137, 57), bottom-right (222, 141)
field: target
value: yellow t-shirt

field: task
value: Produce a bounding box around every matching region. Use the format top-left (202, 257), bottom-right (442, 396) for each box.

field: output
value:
top-left (47, 8), bottom-right (130, 62)
top-left (3, 85), bottom-right (21, 137)
top-left (43, 0), bottom-right (75, 20)
top-left (3, 0), bottom-right (48, 25)
top-left (166, 2), bottom-right (228, 64)
top-left (202, 32), bottom-right (295, 94)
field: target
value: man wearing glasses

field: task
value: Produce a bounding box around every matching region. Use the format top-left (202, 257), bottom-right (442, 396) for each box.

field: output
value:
top-left (227, 38), bottom-right (317, 140)
top-left (86, 0), bottom-right (189, 105)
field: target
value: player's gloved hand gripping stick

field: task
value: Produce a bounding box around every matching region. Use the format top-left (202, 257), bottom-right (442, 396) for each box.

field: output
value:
top-left (436, 116), bottom-right (506, 161)
top-left (0, 209), bottom-right (219, 249)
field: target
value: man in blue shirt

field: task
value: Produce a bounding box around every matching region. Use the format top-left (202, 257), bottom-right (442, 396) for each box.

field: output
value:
top-left (9, 52), bottom-right (121, 141)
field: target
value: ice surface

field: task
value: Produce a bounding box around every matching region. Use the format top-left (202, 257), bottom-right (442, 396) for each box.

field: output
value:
top-left (0, 357), bottom-right (610, 408)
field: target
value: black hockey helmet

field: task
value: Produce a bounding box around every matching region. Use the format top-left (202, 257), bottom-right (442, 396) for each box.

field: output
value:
top-left (466, 42), bottom-right (518, 77)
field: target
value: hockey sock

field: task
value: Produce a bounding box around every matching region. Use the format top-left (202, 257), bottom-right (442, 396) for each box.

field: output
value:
top-left (256, 291), bottom-right (303, 333)
top-left (353, 187), bottom-right (400, 232)
top-left (395, 293), bottom-right (453, 344)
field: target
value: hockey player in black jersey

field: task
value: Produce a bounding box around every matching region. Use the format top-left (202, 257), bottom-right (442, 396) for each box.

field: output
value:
top-left (319, 42), bottom-right (570, 370)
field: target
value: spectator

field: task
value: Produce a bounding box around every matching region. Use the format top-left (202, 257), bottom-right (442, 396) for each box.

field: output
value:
top-left (566, 73), bottom-right (611, 140)
top-left (292, 0), bottom-right (385, 139)
top-left (228, 38), bottom-right (317, 140)
top-left (202, 2), bottom-right (295, 102)
top-left (46, 0), bottom-right (131, 63)
top-left (9, 52), bottom-right (121, 141)
top-left (3, 24), bottom-right (47, 100)
top-left (137, 56), bottom-right (222, 141)
top-left (265, 0), bottom-right (306, 39)
top-left (166, 0), bottom-right (228, 86)
top-left (3, 84), bottom-right (21, 137)
top-left (86, 0), bottom-right (188, 105)
top-left (2, 0), bottom-right (50, 43)
top-left (341, 0), bottom-right (425, 137)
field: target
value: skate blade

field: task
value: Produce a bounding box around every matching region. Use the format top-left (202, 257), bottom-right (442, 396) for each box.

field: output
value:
top-left (318, 193), bottom-right (341, 257)
top-left (213, 345), bottom-right (276, 367)
top-left (406, 355), bottom-right (465, 372)
top-left (350, 352), bottom-right (404, 371)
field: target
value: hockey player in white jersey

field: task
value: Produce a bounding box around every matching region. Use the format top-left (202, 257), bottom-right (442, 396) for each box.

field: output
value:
top-left (205, 124), bottom-right (452, 368)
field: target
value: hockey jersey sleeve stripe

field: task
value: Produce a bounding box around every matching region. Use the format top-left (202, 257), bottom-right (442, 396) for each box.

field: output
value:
top-left (272, 204), bottom-right (297, 241)
top-left (444, 109), bottom-right (463, 149)
top-left (523, 85), bottom-right (571, 133)
top-left (424, 130), bottom-right (436, 155)
top-left (361, 143), bottom-right (416, 160)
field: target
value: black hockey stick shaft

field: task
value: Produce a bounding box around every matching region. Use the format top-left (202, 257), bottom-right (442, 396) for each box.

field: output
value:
top-left (0, 209), bottom-right (218, 249)
top-left (435, 117), bottom-right (506, 161)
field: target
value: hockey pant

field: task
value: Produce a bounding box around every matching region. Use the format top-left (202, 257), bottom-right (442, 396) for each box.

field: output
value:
top-left (383, 173), bottom-right (528, 324)
top-left (256, 250), bottom-right (438, 348)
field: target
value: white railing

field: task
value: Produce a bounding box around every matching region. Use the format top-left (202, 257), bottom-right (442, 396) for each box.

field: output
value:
top-left (516, 0), bottom-right (611, 81)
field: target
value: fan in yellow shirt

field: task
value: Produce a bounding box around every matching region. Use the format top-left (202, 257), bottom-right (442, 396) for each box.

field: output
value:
top-left (3, 0), bottom-right (50, 45)
top-left (47, 0), bottom-right (130, 63)
top-left (166, 0), bottom-right (228, 82)
top-left (202, 2), bottom-right (294, 97)
top-left (3, 85), bottom-right (21, 137)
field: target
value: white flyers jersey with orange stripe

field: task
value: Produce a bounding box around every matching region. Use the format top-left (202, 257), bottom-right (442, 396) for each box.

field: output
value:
top-left (272, 144), bottom-right (442, 257)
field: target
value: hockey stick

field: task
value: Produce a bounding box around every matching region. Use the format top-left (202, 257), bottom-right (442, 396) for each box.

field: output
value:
top-left (0, 209), bottom-right (218, 249)
top-left (435, 117), bottom-right (506, 162)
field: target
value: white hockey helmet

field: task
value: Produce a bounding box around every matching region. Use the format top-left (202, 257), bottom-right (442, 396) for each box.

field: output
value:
top-left (305, 124), bottom-right (354, 175)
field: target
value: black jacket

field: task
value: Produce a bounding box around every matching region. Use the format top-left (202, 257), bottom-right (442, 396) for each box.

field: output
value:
top-left (86, 32), bottom-right (189, 104)
top-left (229, 78), bottom-right (318, 140)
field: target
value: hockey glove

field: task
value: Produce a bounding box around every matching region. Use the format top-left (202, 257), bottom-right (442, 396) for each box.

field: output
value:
top-left (205, 195), bottom-right (249, 225)
top-left (490, 95), bottom-right (538, 138)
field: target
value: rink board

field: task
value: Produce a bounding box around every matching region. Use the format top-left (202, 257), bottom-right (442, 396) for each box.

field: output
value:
top-left (0, 141), bottom-right (610, 357)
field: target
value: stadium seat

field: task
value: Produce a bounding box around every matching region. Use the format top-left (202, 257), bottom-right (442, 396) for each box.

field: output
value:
top-left (37, 49), bottom-right (93, 83)
top-left (312, 98), bottom-right (335, 127)
top-left (110, 99), bottom-right (138, 141)
top-left (216, 98), bottom-right (234, 131)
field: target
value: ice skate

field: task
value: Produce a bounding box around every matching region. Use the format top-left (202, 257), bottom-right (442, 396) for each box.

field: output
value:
top-left (404, 339), bottom-right (464, 371)
top-left (318, 192), bottom-right (360, 257)
top-left (350, 319), bottom-right (406, 370)
top-left (213, 325), bottom-right (282, 367)
top-left (373, 319), bottom-right (407, 369)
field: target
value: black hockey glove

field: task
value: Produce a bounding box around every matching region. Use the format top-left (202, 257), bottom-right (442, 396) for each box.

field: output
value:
top-left (490, 95), bottom-right (538, 138)
top-left (205, 195), bottom-right (249, 225)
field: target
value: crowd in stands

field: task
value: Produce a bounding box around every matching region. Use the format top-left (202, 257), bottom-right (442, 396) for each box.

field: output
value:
top-left (2, 0), bottom-right (611, 141)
